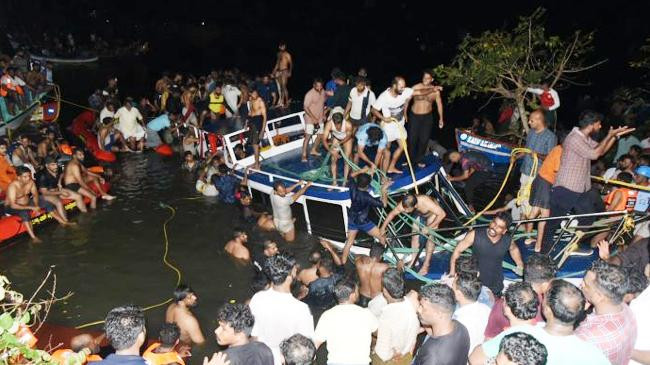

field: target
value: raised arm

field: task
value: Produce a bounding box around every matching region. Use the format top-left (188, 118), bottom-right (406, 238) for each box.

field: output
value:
top-left (290, 181), bottom-right (312, 203)
top-left (449, 230), bottom-right (476, 276)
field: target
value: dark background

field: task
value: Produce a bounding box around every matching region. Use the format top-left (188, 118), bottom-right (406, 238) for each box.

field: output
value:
top-left (2, 0), bottom-right (650, 131)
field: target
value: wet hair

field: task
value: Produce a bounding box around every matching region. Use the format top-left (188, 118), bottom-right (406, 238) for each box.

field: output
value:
top-left (494, 211), bottom-right (513, 230)
top-left (588, 260), bottom-right (628, 304)
top-left (455, 272), bottom-right (482, 302)
top-left (216, 303), bottom-right (254, 336)
top-left (401, 193), bottom-right (417, 209)
top-left (173, 284), bottom-right (195, 303)
top-left (332, 112), bottom-right (343, 124)
top-left (273, 181), bottom-right (285, 191)
top-left (369, 243), bottom-right (384, 260)
top-left (104, 305), bottom-right (145, 351)
top-left (504, 282), bottom-right (539, 320)
top-left (280, 334), bottom-right (316, 365)
top-left (159, 323), bottom-right (180, 347)
top-left (233, 228), bottom-right (246, 239)
top-left (318, 256), bottom-right (335, 274)
top-left (617, 172), bottom-right (633, 184)
top-left (625, 267), bottom-right (648, 295)
top-left (313, 77), bottom-right (323, 85)
top-left (498, 332), bottom-right (548, 365)
top-left (308, 250), bottom-right (321, 265)
top-left (545, 279), bottom-right (585, 325)
top-left (356, 173), bottom-right (371, 190)
top-left (524, 253), bottom-right (556, 284)
top-left (422, 68), bottom-right (435, 78)
top-left (263, 253), bottom-right (296, 286)
top-left (419, 282), bottom-right (456, 314)
top-left (102, 117), bottom-right (113, 125)
top-left (15, 166), bottom-right (32, 176)
top-left (366, 126), bottom-right (383, 143)
top-left (333, 278), bottom-right (357, 303)
top-left (455, 256), bottom-right (479, 277)
top-left (578, 110), bottom-right (604, 128)
top-left (382, 268), bottom-right (405, 299)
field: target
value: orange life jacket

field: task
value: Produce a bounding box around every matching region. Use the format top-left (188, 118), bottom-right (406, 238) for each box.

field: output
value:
top-left (605, 188), bottom-right (638, 212)
top-left (51, 349), bottom-right (102, 364)
top-left (0, 75), bottom-right (24, 96)
top-left (142, 343), bottom-right (185, 365)
top-left (16, 324), bottom-right (38, 348)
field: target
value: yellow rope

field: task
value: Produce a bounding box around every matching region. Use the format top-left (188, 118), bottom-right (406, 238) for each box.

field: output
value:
top-left (516, 150), bottom-right (538, 216)
top-left (591, 176), bottom-right (650, 191)
top-left (75, 203), bottom-right (182, 329)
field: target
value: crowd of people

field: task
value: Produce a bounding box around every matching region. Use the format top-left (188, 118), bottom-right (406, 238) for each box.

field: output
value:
top-left (3, 39), bottom-right (650, 365)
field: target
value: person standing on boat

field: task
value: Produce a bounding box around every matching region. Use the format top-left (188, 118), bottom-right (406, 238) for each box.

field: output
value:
top-left (406, 69), bottom-right (444, 168)
top-left (322, 106), bottom-right (354, 187)
top-left (380, 193), bottom-right (447, 275)
top-left (540, 111), bottom-right (635, 253)
top-left (344, 76), bottom-right (375, 128)
top-left (519, 109), bottom-right (557, 215)
top-left (272, 42), bottom-right (292, 108)
top-left (302, 78), bottom-right (327, 162)
top-left (449, 212), bottom-right (524, 296)
top-left (270, 180), bottom-right (312, 242)
top-left (248, 88), bottom-right (268, 170)
top-left (447, 150), bottom-right (493, 210)
top-left (354, 123), bottom-right (389, 171)
top-left (340, 168), bottom-right (391, 265)
top-left (114, 97), bottom-right (146, 152)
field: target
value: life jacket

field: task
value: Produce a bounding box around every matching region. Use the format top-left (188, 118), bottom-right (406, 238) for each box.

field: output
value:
top-left (0, 74), bottom-right (24, 96)
top-left (16, 324), bottom-right (38, 348)
top-left (51, 349), bottom-right (102, 364)
top-left (605, 188), bottom-right (638, 212)
top-left (142, 343), bottom-right (186, 365)
top-left (208, 93), bottom-right (225, 114)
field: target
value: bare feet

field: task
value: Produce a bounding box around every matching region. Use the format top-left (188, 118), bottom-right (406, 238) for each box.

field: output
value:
top-left (301, 155), bottom-right (308, 162)
top-left (31, 236), bottom-right (43, 243)
top-left (418, 265), bottom-right (429, 276)
top-left (309, 150), bottom-right (320, 157)
top-left (387, 168), bottom-right (403, 174)
top-left (524, 238), bottom-right (536, 246)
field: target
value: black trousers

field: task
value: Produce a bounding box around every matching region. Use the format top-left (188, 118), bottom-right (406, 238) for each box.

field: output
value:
top-left (541, 186), bottom-right (597, 253)
top-left (408, 111), bottom-right (434, 164)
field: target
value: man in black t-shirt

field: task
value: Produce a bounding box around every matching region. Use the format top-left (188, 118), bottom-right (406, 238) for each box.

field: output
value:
top-left (36, 156), bottom-right (88, 219)
top-left (414, 283), bottom-right (470, 365)
top-left (210, 303), bottom-right (273, 365)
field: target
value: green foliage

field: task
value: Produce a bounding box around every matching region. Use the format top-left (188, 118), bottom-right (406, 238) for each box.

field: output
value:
top-left (630, 37), bottom-right (650, 70)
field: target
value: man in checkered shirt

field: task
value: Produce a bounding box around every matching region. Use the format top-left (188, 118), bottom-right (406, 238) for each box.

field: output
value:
top-left (541, 110), bottom-right (635, 253)
top-left (577, 260), bottom-right (637, 365)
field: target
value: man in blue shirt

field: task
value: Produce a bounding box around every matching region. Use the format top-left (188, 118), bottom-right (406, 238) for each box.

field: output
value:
top-left (211, 164), bottom-right (242, 204)
top-left (256, 75), bottom-right (278, 107)
top-left (354, 123), bottom-right (389, 172)
top-left (341, 168), bottom-right (392, 265)
top-left (145, 112), bottom-right (178, 148)
top-left (96, 305), bottom-right (148, 365)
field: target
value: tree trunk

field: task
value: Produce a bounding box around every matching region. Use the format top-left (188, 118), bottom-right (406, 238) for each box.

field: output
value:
top-left (516, 96), bottom-right (529, 134)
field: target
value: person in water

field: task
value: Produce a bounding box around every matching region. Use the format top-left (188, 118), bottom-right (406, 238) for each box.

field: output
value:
top-left (98, 117), bottom-right (126, 152)
top-left (225, 229), bottom-right (250, 261)
top-left (340, 168), bottom-right (391, 265)
top-left (239, 191), bottom-right (275, 231)
top-left (165, 284), bottom-right (206, 348)
top-left (380, 193), bottom-right (447, 275)
top-left (146, 112), bottom-right (178, 149)
top-left (63, 149), bottom-right (115, 207)
top-left (211, 164), bottom-right (241, 204)
top-left (181, 151), bottom-right (200, 173)
top-left (270, 180), bottom-right (312, 242)
top-left (143, 323), bottom-right (187, 365)
top-left (248, 88), bottom-right (267, 170)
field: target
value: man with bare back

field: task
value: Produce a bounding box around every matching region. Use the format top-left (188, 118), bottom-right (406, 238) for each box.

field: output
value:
top-left (165, 284), bottom-right (205, 348)
top-left (248, 89), bottom-right (267, 169)
top-left (406, 69), bottom-right (444, 167)
top-left (355, 244), bottom-right (389, 307)
top-left (322, 107), bottom-right (354, 187)
top-left (224, 228), bottom-right (250, 261)
top-left (63, 149), bottom-right (115, 209)
top-left (273, 42), bottom-right (292, 107)
top-left (380, 193), bottom-right (446, 275)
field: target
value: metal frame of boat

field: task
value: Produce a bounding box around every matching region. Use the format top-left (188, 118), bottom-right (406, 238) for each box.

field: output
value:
top-left (0, 86), bottom-right (59, 136)
top-left (29, 54), bottom-right (99, 65)
top-left (455, 128), bottom-right (517, 165)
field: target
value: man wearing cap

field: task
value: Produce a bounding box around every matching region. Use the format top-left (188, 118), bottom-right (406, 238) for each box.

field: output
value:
top-left (37, 156), bottom-right (88, 217)
top-left (322, 107), bottom-right (354, 187)
top-left (114, 97), bottom-right (146, 151)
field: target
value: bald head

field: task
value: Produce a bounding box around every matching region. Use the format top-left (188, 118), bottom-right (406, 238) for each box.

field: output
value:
top-left (528, 109), bottom-right (547, 131)
top-left (544, 279), bottom-right (585, 326)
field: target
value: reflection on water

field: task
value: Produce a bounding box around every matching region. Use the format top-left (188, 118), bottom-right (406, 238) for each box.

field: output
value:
top-left (0, 151), bottom-right (318, 360)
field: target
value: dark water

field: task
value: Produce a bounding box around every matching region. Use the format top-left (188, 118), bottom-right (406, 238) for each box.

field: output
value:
top-left (0, 150), bottom-right (318, 360)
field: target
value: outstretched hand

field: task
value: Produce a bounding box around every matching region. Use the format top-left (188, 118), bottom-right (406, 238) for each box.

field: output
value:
top-left (203, 352), bottom-right (230, 365)
top-left (597, 240), bottom-right (610, 260)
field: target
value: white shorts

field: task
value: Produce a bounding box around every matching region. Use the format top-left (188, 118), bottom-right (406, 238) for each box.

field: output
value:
top-left (273, 217), bottom-right (294, 234)
top-left (381, 120), bottom-right (405, 142)
top-left (119, 124), bottom-right (146, 140)
top-left (195, 180), bottom-right (218, 197)
top-left (305, 122), bottom-right (324, 135)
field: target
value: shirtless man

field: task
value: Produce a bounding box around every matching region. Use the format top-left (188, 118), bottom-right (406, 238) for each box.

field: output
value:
top-left (5, 166), bottom-right (67, 242)
top-left (224, 229), bottom-right (250, 261)
top-left (98, 117), bottom-right (126, 152)
top-left (63, 149), bottom-right (115, 209)
top-left (322, 106), bottom-right (354, 187)
top-left (380, 193), bottom-right (446, 275)
top-left (37, 156), bottom-right (86, 219)
top-left (272, 42), bottom-right (292, 107)
top-left (37, 130), bottom-right (59, 160)
top-left (165, 284), bottom-right (205, 347)
top-left (297, 250), bottom-right (321, 287)
top-left (12, 135), bottom-right (39, 168)
top-left (248, 89), bottom-right (267, 169)
top-left (406, 70), bottom-right (444, 167)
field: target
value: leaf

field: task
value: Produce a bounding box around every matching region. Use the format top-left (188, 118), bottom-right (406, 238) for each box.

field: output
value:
top-left (0, 313), bottom-right (13, 330)
top-left (20, 312), bottom-right (30, 325)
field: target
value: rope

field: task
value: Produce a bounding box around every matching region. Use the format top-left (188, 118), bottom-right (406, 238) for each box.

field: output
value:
top-left (591, 176), bottom-right (650, 191)
top-left (75, 203), bottom-right (182, 329)
top-left (50, 95), bottom-right (99, 113)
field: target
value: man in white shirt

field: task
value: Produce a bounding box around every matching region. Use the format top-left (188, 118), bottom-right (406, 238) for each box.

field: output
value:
top-left (99, 101), bottom-right (116, 128)
top-left (314, 279), bottom-right (378, 365)
top-left (344, 76), bottom-right (376, 127)
top-left (373, 268), bottom-right (420, 364)
top-left (452, 273), bottom-right (491, 354)
top-left (270, 180), bottom-right (311, 242)
top-left (223, 81), bottom-right (241, 120)
top-left (113, 97), bottom-right (145, 151)
top-left (249, 253), bottom-right (314, 365)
